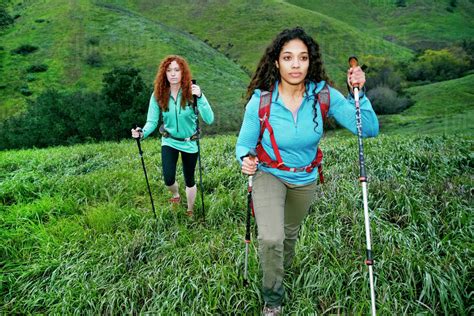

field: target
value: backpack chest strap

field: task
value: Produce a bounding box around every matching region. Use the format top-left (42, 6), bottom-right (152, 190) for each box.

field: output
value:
top-left (256, 84), bottom-right (329, 182)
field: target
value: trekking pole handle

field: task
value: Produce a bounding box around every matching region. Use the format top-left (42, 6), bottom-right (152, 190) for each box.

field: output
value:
top-left (348, 56), bottom-right (360, 90)
top-left (192, 79), bottom-right (198, 115)
top-left (348, 55), bottom-right (367, 91)
top-left (247, 149), bottom-right (257, 187)
top-left (133, 124), bottom-right (143, 156)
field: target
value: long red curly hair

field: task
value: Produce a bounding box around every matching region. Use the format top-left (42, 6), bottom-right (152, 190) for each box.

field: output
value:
top-left (154, 55), bottom-right (193, 111)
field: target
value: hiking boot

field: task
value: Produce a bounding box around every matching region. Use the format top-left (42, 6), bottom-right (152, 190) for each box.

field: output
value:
top-left (169, 196), bottom-right (181, 204)
top-left (262, 305), bottom-right (282, 316)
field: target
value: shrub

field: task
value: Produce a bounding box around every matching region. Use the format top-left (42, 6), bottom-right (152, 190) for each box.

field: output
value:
top-left (86, 51), bottom-right (102, 67)
top-left (11, 44), bottom-right (39, 55)
top-left (0, 67), bottom-right (150, 149)
top-left (395, 0), bottom-right (407, 7)
top-left (366, 86), bottom-right (412, 115)
top-left (99, 66), bottom-right (149, 141)
top-left (364, 55), bottom-right (404, 93)
top-left (87, 37), bottom-right (100, 46)
top-left (26, 64), bottom-right (48, 73)
top-left (461, 39), bottom-right (474, 68)
top-left (406, 48), bottom-right (470, 83)
top-left (19, 85), bottom-right (32, 96)
top-left (0, 7), bottom-right (14, 27)
top-left (0, 89), bottom-right (104, 149)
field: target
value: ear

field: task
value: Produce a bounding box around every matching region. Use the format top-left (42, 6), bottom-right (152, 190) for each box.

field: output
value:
top-left (275, 60), bottom-right (279, 69)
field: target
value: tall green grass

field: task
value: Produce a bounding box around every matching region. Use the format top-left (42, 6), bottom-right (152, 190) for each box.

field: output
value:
top-left (1, 133), bottom-right (472, 314)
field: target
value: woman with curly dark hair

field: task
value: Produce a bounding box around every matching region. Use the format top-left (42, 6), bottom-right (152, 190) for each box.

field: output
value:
top-left (236, 27), bottom-right (379, 315)
top-left (132, 55), bottom-right (214, 217)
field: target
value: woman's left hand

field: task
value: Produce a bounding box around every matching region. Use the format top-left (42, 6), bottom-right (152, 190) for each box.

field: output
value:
top-left (191, 84), bottom-right (202, 97)
top-left (347, 66), bottom-right (366, 91)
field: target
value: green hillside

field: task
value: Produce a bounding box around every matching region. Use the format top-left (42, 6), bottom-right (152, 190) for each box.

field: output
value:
top-left (379, 74), bottom-right (474, 135)
top-left (0, 0), bottom-right (249, 125)
top-left (1, 0), bottom-right (472, 136)
top-left (121, 0), bottom-right (413, 79)
top-left (1, 134), bottom-right (471, 314)
top-left (0, 0), bottom-right (414, 121)
top-left (287, 0), bottom-right (474, 50)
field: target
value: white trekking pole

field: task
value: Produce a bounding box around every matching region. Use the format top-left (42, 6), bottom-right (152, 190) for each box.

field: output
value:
top-left (349, 56), bottom-right (376, 316)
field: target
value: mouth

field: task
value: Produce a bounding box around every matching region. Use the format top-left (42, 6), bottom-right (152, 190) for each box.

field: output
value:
top-left (289, 72), bottom-right (302, 78)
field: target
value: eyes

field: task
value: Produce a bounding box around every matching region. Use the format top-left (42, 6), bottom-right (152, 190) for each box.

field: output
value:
top-left (281, 55), bottom-right (309, 62)
top-left (167, 67), bottom-right (181, 73)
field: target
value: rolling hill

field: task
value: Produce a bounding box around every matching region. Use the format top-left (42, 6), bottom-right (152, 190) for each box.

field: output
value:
top-left (0, 0), bottom-right (472, 136)
top-left (0, 0), bottom-right (250, 129)
top-left (287, 0), bottom-right (474, 50)
top-left (379, 74), bottom-right (474, 135)
top-left (1, 0), bottom-right (414, 121)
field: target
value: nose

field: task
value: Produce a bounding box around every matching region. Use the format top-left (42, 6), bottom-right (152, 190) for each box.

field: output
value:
top-left (292, 59), bottom-right (300, 68)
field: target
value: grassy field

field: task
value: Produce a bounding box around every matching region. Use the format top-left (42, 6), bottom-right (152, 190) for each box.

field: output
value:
top-left (1, 133), bottom-right (472, 314)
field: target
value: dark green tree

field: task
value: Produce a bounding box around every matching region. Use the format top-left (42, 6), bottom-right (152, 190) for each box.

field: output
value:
top-left (99, 66), bottom-right (150, 141)
top-left (406, 48), bottom-right (470, 82)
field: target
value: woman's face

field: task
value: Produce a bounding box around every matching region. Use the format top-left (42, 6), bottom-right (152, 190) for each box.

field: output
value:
top-left (275, 39), bottom-right (309, 86)
top-left (166, 60), bottom-right (182, 86)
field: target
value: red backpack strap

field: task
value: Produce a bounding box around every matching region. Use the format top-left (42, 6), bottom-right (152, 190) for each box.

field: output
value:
top-left (315, 84), bottom-right (330, 183)
top-left (257, 91), bottom-right (284, 167)
top-left (258, 91), bottom-right (272, 143)
top-left (318, 83), bottom-right (330, 122)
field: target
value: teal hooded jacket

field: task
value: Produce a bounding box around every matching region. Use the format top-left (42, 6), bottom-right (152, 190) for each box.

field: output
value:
top-left (142, 91), bottom-right (214, 153)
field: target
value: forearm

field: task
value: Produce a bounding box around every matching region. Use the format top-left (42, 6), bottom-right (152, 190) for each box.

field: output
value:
top-left (142, 94), bottom-right (160, 138)
top-left (197, 94), bottom-right (214, 124)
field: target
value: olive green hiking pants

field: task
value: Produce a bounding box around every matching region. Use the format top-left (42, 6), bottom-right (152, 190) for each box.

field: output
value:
top-left (252, 171), bottom-right (317, 307)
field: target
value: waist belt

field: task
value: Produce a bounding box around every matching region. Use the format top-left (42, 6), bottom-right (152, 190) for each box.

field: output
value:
top-left (159, 125), bottom-right (200, 142)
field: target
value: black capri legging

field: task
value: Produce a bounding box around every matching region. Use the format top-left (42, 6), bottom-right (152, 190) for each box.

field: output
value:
top-left (161, 145), bottom-right (198, 187)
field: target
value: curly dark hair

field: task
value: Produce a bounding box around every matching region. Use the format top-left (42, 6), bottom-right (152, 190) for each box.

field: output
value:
top-left (246, 27), bottom-right (331, 128)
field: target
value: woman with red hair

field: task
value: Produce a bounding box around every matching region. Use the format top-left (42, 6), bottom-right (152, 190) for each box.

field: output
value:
top-left (132, 55), bottom-right (214, 216)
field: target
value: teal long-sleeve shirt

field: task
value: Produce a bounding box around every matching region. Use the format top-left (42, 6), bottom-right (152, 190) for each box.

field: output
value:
top-left (235, 81), bottom-right (379, 185)
top-left (142, 91), bottom-right (214, 153)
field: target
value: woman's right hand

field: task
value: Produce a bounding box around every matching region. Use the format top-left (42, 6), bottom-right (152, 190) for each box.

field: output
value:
top-left (242, 156), bottom-right (259, 175)
top-left (131, 127), bottom-right (143, 139)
